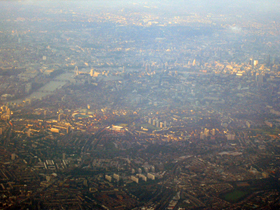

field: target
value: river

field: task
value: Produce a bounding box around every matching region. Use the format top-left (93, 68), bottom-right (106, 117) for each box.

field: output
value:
top-left (11, 72), bottom-right (74, 104)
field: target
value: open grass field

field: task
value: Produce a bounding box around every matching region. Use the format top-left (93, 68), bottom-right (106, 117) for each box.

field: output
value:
top-left (140, 123), bottom-right (160, 131)
top-left (223, 190), bottom-right (248, 202)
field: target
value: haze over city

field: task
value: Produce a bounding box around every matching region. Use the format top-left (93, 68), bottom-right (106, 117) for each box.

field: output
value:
top-left (0, 0), bottom-right (280, 209)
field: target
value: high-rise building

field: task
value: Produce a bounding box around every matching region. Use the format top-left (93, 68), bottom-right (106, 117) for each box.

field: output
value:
top-left (254, 60), bottom-right (258, 66)
top-left (83, 179), bottom-right (88, 187)
top-left (0, 128), bottom-right (2, 135)
top-left (11, 153), bottom-right (16, 160)
top-left (192, 59), bottom-right (196, 66)
top-left (156, 120), bottom-right (159, 128)
top-left (211, 128), bottom-right (215, 136)
top-left (204, 128), bottom-right (209, 137)
top-left (249, 58), bottom-right (253, 66)
top-left (226, 134), bottom-right (235, 140)
top-left (256, 74), bottom-right (264, 84)
top-left (131, 176), bottom-right (139, 183)
top-left (113, 174), bottom-right (120, 182)
top-left (75, 66), bottom-right (79, 76)
top-left (138, 174), bottom-right (147, 182)
top-left (67, 126), bottom-right (70, 134)
top-left (7, 108), bottom-right (11, 116)
top-left (105, 175), bottom-right (112, 182)
top-left (144, 167), bottom-right (149, 173)
top-left (58, 114), bottom-right (62, 122)
top-left (27, 129), bottom-right (31, 137)
top-left (147, 173), bottom-right (155, 180)
top-left (265, 121), bottom-right (273, 127)
top-left (145, 64), bottom-right (148, 72)
top-left (62, 153), bottom-right (66, 160)
top-left (90, 68), bottom-right (94, 77)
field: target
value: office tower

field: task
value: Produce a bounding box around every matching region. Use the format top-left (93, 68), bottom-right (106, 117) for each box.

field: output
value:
top-left (11, 153), bottom-right (16, 160)
top-left (147, 173), bottom-right (155, 180)
top-left (139, 174), bottom-right (147, 182)
top-left (58, 114), bottom-right (62, 122)
top-left (67, 126), bottom-right (70, 134)
top-left (113, 174), bottom-right (120, 182)
top-left (256, 74), bottom-right (263, 84)
top-left (192, 59), bottom-right (196, 66)
top-left (7, 108), bottom-right (11, 116)
top-left (226, 134), bottom-right (235, 140)
top-left (131, 176), bottom-right (139, 183)
top-left (204, 128), bottom-right (209, 137)
top-left (249, 58), bottom-right (253, 66)
top-left (75, 66), bottom-right (79, 75)
top-left (105, 175), bottom-right (112, 182)
top-left (144, 167), bottom-right (149, 173)
top-left (27, 129), bottom-right (31, 137)
top-left (83, 179), bottom-right (88, 187)
top-left (156, 120), bottom-right (159, 128)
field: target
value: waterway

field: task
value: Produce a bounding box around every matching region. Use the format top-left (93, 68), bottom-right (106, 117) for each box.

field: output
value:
top-left (12, 72), bottom-right (74, 104)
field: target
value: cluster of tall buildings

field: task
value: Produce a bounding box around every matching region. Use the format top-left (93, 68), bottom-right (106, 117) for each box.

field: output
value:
top-left (200, 128), bottom-right (216, 140)
top-left (147, 118), bottom-right (167, 128)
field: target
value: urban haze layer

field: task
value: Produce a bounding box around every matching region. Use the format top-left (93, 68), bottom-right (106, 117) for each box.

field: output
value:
top-left (0, 1), bottom-right (280, 209)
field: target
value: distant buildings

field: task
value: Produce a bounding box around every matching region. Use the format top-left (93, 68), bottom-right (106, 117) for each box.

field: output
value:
top-left (226, 133), bottom-right (235, 141)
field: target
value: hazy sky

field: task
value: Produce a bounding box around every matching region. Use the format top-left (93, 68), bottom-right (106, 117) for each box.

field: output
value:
top-left (1, 0), bottom-right (280, 21)
top-left (2, 0), bottom-right (279, 11)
